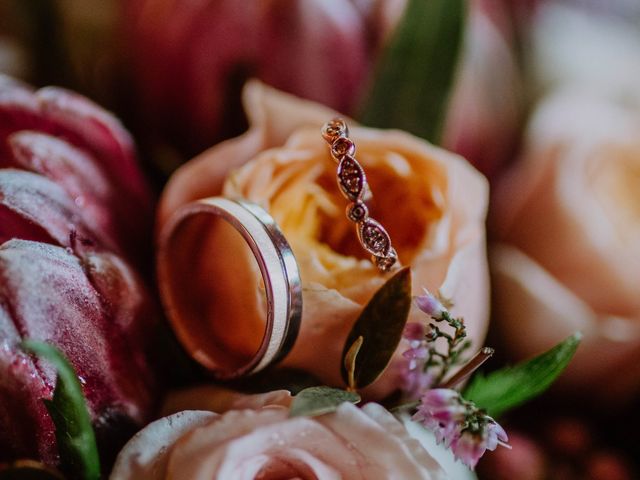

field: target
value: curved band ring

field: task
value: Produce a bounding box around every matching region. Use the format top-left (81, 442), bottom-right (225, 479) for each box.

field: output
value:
top-left (157, 197), bottom-right (302, 380)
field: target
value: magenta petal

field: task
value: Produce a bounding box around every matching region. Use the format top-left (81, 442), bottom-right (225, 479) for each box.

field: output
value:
top-left (0, 78), bottom-right (153, 261)
top-left (0, 240), bottom-right (158, 462)
top-left (35, 87), bottom-right (151, 207)
top-left (0, 169), bottom-right (116, 252)
top-left (8, 132), bottom-right (125, 248)
top-left (0, 307), bottom-right (56, 464)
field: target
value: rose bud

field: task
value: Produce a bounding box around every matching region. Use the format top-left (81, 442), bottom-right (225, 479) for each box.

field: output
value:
top-left (0, 75), bottom-right (153, 265)
top-left (0, 76), bottom-right (161, 466)
top-left (121, 0), bottom-right (373, 155)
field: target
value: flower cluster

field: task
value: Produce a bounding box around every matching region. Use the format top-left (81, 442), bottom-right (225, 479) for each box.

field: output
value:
top-left (400, 289), bottom-right (472, 396)
top-left (413, 388), bottom-right (510, 469)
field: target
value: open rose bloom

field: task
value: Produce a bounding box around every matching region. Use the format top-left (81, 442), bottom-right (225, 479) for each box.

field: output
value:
top-left (157, 81), bottom-right (490, 397)
top-left (111, 387), bottom-right (479, 479)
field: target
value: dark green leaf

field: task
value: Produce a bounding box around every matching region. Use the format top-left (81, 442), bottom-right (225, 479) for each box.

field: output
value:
top-left (289, 386), bottom-right (360, 418)
top-left (359, 0), bottom-right (467, 143)
top-left (464, 333), bottom-right (582, 418)
top-left (341, 267), bottom-right (412, 388)
top-left (20, 341), bottom-right (100, 480)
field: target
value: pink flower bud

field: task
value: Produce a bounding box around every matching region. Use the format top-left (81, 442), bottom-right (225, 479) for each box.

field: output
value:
top-left (415, 289), bottom-right (447, 319)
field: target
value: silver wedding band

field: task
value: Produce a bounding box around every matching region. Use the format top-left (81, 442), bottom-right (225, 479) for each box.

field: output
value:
top-left (157, 197), bottom-right (302, 379)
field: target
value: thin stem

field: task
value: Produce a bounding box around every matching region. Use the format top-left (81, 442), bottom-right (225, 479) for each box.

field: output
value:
top-left (440, 347), bottom-right (494, 389)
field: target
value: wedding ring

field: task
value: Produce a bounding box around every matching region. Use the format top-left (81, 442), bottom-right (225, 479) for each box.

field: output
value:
top-left (157, 197), bottom-right (302, 380)
top-left (322, 118), bottom-right (398, 272)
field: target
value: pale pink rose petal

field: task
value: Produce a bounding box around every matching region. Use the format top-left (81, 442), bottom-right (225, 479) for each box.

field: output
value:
top-left (188, 415), bottom-right (352, 479)
top-left (492, 245), bottom-right (640, 402)
top-left (325, 402), bottom-right (448, 479)
top-left (110, 410), bottom-right (216, 480)
top-left (112, 398), bottom-right (450, 479)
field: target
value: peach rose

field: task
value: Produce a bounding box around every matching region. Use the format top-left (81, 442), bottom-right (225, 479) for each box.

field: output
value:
top-left (157, 81), bottom-right (489, 397)
top-left (491, 91), bottom-right (640, 401)
top-left (111, 387), bottom-right (452, 479)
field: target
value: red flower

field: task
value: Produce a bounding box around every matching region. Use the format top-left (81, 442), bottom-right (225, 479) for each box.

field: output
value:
top-left (0, 75), bottom-right (160, 465)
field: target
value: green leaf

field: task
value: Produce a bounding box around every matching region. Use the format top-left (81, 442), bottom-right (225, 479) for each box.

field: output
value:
top-left (289, 386), bottom-right (361, 418)
top-left (464, 333), bottom-right (582, 418)
top-left (359, 0), bottom-right (467, 143)
top-left (20, 341), bottom-right (100, 480)
top-left (340, 267), bottom-right (412, 388)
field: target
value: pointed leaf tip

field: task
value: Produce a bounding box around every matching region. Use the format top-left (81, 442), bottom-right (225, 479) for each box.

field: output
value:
top-left (463, 332), bottom-right (582, 418)
top-left (341, 267), bottom-right (412, 389)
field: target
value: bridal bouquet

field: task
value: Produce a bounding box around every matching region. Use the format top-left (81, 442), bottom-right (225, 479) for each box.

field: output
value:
top-left (1, 0), bottom-right (637, 479)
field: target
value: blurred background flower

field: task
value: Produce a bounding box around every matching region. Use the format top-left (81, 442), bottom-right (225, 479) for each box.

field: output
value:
top-left (0, 0), bottom-right (523, 179)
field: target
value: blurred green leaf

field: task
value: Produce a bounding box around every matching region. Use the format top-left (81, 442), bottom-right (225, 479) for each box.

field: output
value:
top-left (289, 386), bottom-right (360, 418)
top-left (464, 333), bottom-right (582, 418)
top-left (359, 0), bottom-right (467, 143)
top-left (340, 267), bottom-right (412, 388)
top-left (21, 341), bottom-right (100, 480)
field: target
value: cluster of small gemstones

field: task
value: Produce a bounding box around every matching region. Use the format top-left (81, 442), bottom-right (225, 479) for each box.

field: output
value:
top-left (321, 118), bottom-right (398, 272)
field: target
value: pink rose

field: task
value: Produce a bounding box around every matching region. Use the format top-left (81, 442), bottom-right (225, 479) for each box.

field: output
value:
top-left (157, 81), bottom-right (490, 398)
top-left (111, 388), bottom-right (448, 479)
top-left (491, 91), bottom-right (640, 401)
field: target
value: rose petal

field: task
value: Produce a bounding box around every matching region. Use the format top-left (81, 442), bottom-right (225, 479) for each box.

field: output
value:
top-left (492, 245), bottom-right (640, 403)
top-left (110, 411), bottom-right (217, 480)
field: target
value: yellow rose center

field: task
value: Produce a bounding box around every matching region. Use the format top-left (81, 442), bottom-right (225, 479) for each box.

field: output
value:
top-left (266, 147), bottom-right (446, 266)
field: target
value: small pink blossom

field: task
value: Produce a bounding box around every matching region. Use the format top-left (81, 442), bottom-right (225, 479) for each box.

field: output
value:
top-left (399, 361), bottom-right (433, 399)
top-left (399, 322), bottom-right (433, 397)
top-left (413, 388), bottom-right (510, 469)
top-left (451, 420), bottom-right (509, 469)
top-left (414, 389), bottom-right (466, 425)
top-left (415, 289), bottom-right (447, 319)
top-left (451, 431), bottom-right (486, 468)
top-left (403, 322), bottom-right (426, 340)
